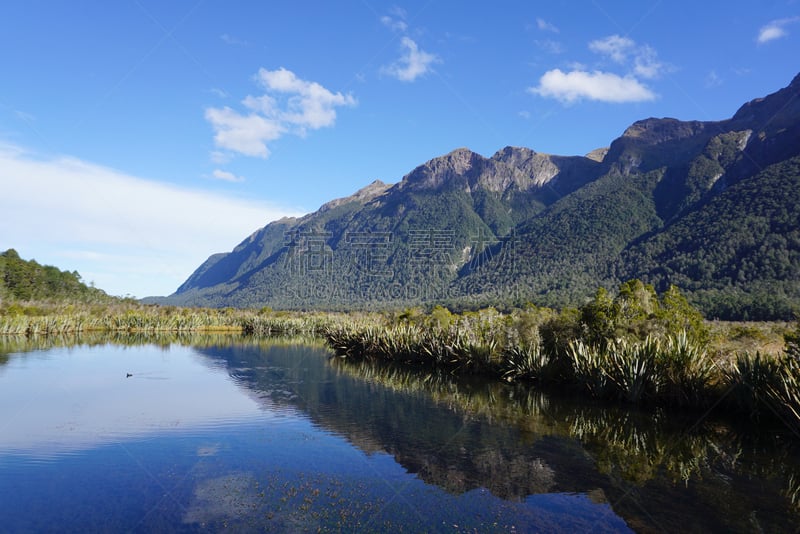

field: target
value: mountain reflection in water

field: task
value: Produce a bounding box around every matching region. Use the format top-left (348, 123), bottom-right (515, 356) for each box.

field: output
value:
top-left (199, 340), bottom-right (800, 533)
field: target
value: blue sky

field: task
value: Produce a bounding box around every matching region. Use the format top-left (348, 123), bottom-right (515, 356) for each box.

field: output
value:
top-left (1, 1), bottom-right (797, 298)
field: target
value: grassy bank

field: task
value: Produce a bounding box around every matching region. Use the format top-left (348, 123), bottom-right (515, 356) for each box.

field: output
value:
top-left (325, 317), bottom-right (799, 430)
top-left (324, 282), bottom-right (800, 432)
top-left (0, 301), bottom-right (356, 336)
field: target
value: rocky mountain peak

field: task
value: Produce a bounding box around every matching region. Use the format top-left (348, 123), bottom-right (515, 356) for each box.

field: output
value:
top-left (491, 146), bottom-right (538, 166)
top-left (399, 148), bottom-right (487, 190)
top-left (620, 118), bottom-right (709, 144)
top-left (318, 179), bottom-right (391, 212)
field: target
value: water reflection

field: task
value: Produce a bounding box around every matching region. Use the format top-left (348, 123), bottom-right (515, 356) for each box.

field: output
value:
top-left (1, 334), bottom-right (798, 533)
top-left (0, 342), bottom-right (269, 458)
top-left (197, 342), bottom-right (800, 533)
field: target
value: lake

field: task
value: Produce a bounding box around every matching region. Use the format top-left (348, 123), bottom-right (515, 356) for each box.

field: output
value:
top-left (0, 335), bottom-right (798, 532)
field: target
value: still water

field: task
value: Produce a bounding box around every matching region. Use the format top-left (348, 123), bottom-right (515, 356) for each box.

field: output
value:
top-left (0, 336), bottom-right (798, 532)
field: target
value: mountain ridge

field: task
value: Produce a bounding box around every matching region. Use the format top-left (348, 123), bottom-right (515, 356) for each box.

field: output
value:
top-left (158, 73), bottom-right (800, 319)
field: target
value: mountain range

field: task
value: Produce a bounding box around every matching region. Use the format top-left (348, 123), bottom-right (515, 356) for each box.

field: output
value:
top-left (158, 73), bottom-right (800, 320)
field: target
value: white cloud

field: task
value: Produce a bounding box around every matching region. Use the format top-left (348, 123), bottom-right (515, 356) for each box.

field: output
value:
top-left (536, 17), bottom-right (559, 33)
top-left (758, 26), bottom-right (785, 42)
top-left (210, 87), bottom-right (228, 98)
top-left (589, 35), bottom-right (635, 63)
top-left (205, 67), bottom-right (355, 159)
top-left (381, 37), bottom-right (441, 82)
top-left (210, 151), bottom-right (231, 164)
top-left (532, 35), bottom-right (664, 105)
top-left (205, 107), bottom-right (283, 158)
top-left (757, 17), bottom-right (800, 43)
top-left (389, 6), bottom-right (407, 19)
top-left (381, 15), bottom-right (407, 33)
top-left (529, 69), bottom-right (656, 104)
top-left (212, 169), bottom-right (245, 183)
top-left (0, 144), bottom-right (302, 297)
top-left (255, 67), bottom-right (357, 132)
top-left (632, 45), bottom-right (663, 79)
top-left (589, 35), bottom-right (665, 79)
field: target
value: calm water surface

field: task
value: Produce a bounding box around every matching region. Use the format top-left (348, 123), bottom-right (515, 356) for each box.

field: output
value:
top-left (0, 336), bottom-right (798, 532)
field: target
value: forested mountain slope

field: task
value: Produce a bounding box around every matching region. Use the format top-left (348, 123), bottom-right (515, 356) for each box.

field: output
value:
top-left (162, 73), bottom-right (800, 319)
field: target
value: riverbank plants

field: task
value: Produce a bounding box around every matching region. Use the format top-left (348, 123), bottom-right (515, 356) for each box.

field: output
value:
top-left (0, 302), bottom-right (356, 337)
top-left (723, 349), bottom-right (800, 434)
top-left (325, 281), bottom-right (800, 427)
top-left (3, 277), bottom-right (797, 428)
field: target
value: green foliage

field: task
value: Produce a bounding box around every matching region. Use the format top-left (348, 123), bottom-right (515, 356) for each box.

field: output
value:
top-left (0, 249), bottom-right (113, 305)
top-left (426, 305), bottom-right (453, 330)
top-left (579, 280), bottom-right (709, 347)
top-left (580, 287), bottom-right (617, 346)
top-left (540, 307), bottom-right (582, 361)
top-left (656, 285), bottom-right (708, 343)
top-left (326, 282), bottom-right (720, 408)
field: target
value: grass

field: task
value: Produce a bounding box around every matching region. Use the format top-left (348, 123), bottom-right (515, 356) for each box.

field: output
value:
top-left (0, 301), bottom-right (356, 336)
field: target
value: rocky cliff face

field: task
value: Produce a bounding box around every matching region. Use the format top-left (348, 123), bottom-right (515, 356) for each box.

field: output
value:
top-left (397, 146), bottom-right (601, 194)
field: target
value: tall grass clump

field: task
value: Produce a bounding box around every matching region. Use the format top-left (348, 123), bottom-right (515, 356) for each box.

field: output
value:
top-left (557, 331), bottom-right (716, 405)
top-left (567, 337), bottom-right (661, 404)
top-left (725, 352), bottom-right (784, 417)
top-left (658, 331), bottom-right (716, 407)
top-left (501, 342), bottom-right (552, 382)
top-left (606, 337), bottom-right (661, 404)
top-left (567, 339), bottom-right (609, 398)
top-left (724, 349), bottom-right (800, 432)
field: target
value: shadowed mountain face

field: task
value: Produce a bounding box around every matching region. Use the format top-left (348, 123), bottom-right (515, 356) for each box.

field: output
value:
top-left (161, 73), bottom-right (800, 319)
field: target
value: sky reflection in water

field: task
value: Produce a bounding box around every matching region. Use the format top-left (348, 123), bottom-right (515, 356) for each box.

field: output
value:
top-left (0, 344), bottom-right (274, 458)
